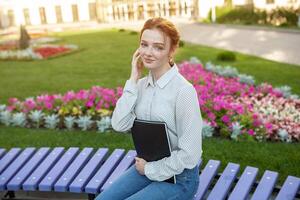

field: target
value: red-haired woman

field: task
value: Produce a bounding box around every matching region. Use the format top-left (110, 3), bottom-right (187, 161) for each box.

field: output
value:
top-left (95, 17), bottom-right (203, 200)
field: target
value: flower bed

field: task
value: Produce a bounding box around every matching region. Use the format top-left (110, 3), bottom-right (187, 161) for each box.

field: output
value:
top-left (0, 57), bottom-right (299, 142)
top-left (0, 36), bottom-right (77, 60)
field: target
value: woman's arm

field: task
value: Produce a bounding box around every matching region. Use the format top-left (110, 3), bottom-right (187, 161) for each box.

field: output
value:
top-left (111, 48), bottom-right (143, 132)
top-left (144, 84), bottom-right (203, 181)
top-left (111, 79), bottom-right (138, 132)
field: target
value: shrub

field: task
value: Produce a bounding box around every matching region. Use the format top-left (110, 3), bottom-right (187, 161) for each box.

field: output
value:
top-left (179, 40), bottom-right (185, 47)
top-left (215, 6), bottom-right (299, 27)
top-left (129, 31), bottom-right (138, 35)
top-left (216, 51), bottom-right (236, 61)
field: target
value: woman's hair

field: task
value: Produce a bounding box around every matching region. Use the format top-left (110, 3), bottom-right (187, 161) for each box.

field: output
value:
top-left (139, 17), bottom-right (180, 51)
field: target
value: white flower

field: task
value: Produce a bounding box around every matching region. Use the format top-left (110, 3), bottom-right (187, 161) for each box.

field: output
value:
top-left (29, 110), bottom-right (44, 128)
top-left (64, 116), bottom-right (76, 130)
top-left (96, 116), bottom-right (111, 132)
top-left (231, 122), bottom-right (243, 141)
top-left (0, 110), bottom-right (12, 126)
top-left (189, 56), bottom-right (201, 64)
top-left (11, 112), bottom-right (27, 127)
top-left (238, 74), bottom-right (255, 85)
top-left (0, 105), bottom-right (6, 111)
top-left (202, 121), bottom-right (214, 138)
top-left (44, 114), bottom-right (60, 129)
top-left (277, 129), bottom-right (289, 142)
top-left (77, 115), bottom-right (93, 131)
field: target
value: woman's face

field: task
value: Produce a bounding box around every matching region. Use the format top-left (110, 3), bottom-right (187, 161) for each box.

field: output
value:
top-left (139, 28), bottom-right (173, 70)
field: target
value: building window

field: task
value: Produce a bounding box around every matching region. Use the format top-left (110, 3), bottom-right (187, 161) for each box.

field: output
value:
top-left (163, 4), bottom-right (166, 16)
top-left (128, 4), bottom-right (134, 20)
top-left (169, 1), bottom-right (176, 16)
top-left (89, 2), bottom-right (97, 21)
top-left (39, 7), bottom-right (47, 24)
top-left (72, 4), bottom-right (79, 22)
top-left (266, 0), bottom-right (275, 4)
top-left (8, 10), bottom-right (15, 26)
top-left (55, 6), bottom-right (63, 23)
top-left (147, 3), bottom-right (155, 18)
top-left (138, 5), bottom-right (144, 20)
top-left (23, 9), bottom-right (31, 25)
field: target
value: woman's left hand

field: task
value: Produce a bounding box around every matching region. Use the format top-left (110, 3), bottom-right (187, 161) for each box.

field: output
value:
top-left (135, 157), bottom-right (147, 175)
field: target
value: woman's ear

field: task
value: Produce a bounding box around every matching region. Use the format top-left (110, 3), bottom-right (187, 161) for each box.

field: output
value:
top-left (169, 46), bottom-right (176, 58)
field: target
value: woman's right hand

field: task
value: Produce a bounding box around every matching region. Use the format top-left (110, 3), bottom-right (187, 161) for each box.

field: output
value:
top-left (130, 48), bottom-right (144, 83)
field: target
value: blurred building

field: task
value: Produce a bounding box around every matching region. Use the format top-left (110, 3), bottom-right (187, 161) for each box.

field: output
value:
top-left (0, 0), bottom-right (299, 29)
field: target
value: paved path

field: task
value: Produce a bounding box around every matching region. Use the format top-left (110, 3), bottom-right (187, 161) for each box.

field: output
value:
top-left (107, 20), bottom-right (300, 66)
top-left (178, 23), bottom-right (300, 66)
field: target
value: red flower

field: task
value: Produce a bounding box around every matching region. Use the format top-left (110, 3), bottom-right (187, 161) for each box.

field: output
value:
top-left (34, 46), bottom-right (70, 58)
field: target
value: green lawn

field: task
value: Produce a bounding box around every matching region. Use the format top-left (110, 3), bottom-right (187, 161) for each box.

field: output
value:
top-left (0, 29), bottom-right (299, 185)
top-left (0, 29), bottom-right (299, 104)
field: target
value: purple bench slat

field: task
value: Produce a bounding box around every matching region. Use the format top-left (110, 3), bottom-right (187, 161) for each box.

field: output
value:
top-left (207, 163), bottom-right (240, 200)
top-left (84, 149), bottom-right (126, 194)
top-left (0, 148), bottom-right (36, 191)
top-left (0, 148), bottom-right (21, 174)
top-left (39, 147), bottom-right (80, 191)
top-left (251, 170), bottom-right (278, 200)
top-left (194, 160), bottom-right (221, 200)
top-left (275, 176), bottom-right (300, 200)
top-left (0, 148), bottom-right (6, 160)
top-left (6, 148), bottom-right (50, 191)
top-left (228, 166), bottom-right (259, 200)
top-left (100, 150), bottom-right (137, 192)
top-left (68, 148), bottom-right (109, 193)
top-left (54, 148), bottom-right (94, 192)
top-left (22, 147), bottom-right (65, 191)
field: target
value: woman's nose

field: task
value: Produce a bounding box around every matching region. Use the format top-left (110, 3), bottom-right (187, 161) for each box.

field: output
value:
top-left (144, 47), bottom-right (154, 56)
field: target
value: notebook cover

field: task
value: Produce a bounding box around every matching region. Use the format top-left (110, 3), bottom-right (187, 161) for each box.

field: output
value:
top-left (131, 118), bottom-right (176, 184)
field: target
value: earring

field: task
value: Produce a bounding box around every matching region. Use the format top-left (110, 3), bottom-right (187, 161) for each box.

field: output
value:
top-left (169, 57), bottom-right (174, 66)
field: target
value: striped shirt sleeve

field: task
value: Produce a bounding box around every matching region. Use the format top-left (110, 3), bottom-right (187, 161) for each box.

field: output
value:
top-left (144, 84), bottom-right (203, 181)
top-left (111, 79), bottom-right (138, 132)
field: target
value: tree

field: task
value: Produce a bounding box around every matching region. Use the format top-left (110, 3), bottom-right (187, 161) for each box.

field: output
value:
top-left (19, 25), bottom-right (31, 50)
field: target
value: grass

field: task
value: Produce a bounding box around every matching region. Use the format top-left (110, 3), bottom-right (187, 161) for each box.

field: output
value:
top-left (0, 29), bottom-right (299, 105)
top-left (0, 29), bottom-right (299, 185)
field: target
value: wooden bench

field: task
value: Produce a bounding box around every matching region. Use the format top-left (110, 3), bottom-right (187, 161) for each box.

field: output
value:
top-left (0, 147), bottom-right (299, 200)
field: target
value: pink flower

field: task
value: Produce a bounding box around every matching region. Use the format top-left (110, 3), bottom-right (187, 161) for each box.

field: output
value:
top-left (8, 98), bottom-right (19, 105)
top-left (248, 129), bottom-right (255, 135)
top-left (85, 100), bottom-right (94, 108)
top-left (207, 112), bottom-right (216, 121)
top-left (221, 115), bottom-right (230, 123)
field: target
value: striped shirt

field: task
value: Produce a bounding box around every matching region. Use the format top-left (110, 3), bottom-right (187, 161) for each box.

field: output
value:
top-left (111, 63), bottom-right (203, 182)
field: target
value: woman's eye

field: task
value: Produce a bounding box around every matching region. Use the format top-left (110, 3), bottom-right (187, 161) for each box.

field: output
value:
top-left (155, 46), bottom-right (164, 50)
top-left (141, 43), bottom-right (147, 47)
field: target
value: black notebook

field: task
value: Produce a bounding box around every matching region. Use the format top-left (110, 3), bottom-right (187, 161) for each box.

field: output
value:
top-left (131, 118), bottom-right (176, 184)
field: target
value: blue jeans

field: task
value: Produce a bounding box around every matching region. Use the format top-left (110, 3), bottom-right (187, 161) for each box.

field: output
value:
top-left (94, 165), bottom-right (199, 200)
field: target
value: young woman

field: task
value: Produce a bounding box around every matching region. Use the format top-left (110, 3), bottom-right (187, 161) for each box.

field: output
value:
top-left (95, 17), bottom-right (203, 200)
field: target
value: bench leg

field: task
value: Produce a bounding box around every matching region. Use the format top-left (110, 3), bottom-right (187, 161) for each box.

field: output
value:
top-left (88, 193), bottom-right (95, 200)
top-left (2, 191), bottom-right (15, 199)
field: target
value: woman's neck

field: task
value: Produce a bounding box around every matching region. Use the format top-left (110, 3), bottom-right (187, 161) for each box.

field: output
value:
top-left (151, 62), bottom-right (172, 82)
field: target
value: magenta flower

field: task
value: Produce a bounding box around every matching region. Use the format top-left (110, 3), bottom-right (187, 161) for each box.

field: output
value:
top-left (221, 115), bottom-right (231, 123)
top-left (248, 129), bottom-right (255, 135)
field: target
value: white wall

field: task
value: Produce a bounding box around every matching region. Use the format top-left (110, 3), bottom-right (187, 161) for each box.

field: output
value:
top-left (0, 0), bottom-right (96, 28)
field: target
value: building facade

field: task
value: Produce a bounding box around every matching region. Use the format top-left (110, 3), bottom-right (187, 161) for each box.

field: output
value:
top-left (0, 0), bottom-right (299, 29)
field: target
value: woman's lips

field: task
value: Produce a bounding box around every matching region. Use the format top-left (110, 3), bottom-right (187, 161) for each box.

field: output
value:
top-left (144, 58), bottom-right (154, 64)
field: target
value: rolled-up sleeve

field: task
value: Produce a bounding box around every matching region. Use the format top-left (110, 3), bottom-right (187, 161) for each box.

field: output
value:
top-left (144, 84), bottom-right (203, 181)
top-left (111, 79), bottom-right (138, 132)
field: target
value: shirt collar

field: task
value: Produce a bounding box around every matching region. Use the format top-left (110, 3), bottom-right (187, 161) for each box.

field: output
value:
top-left (146, 63), bottom-right (178, 89)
